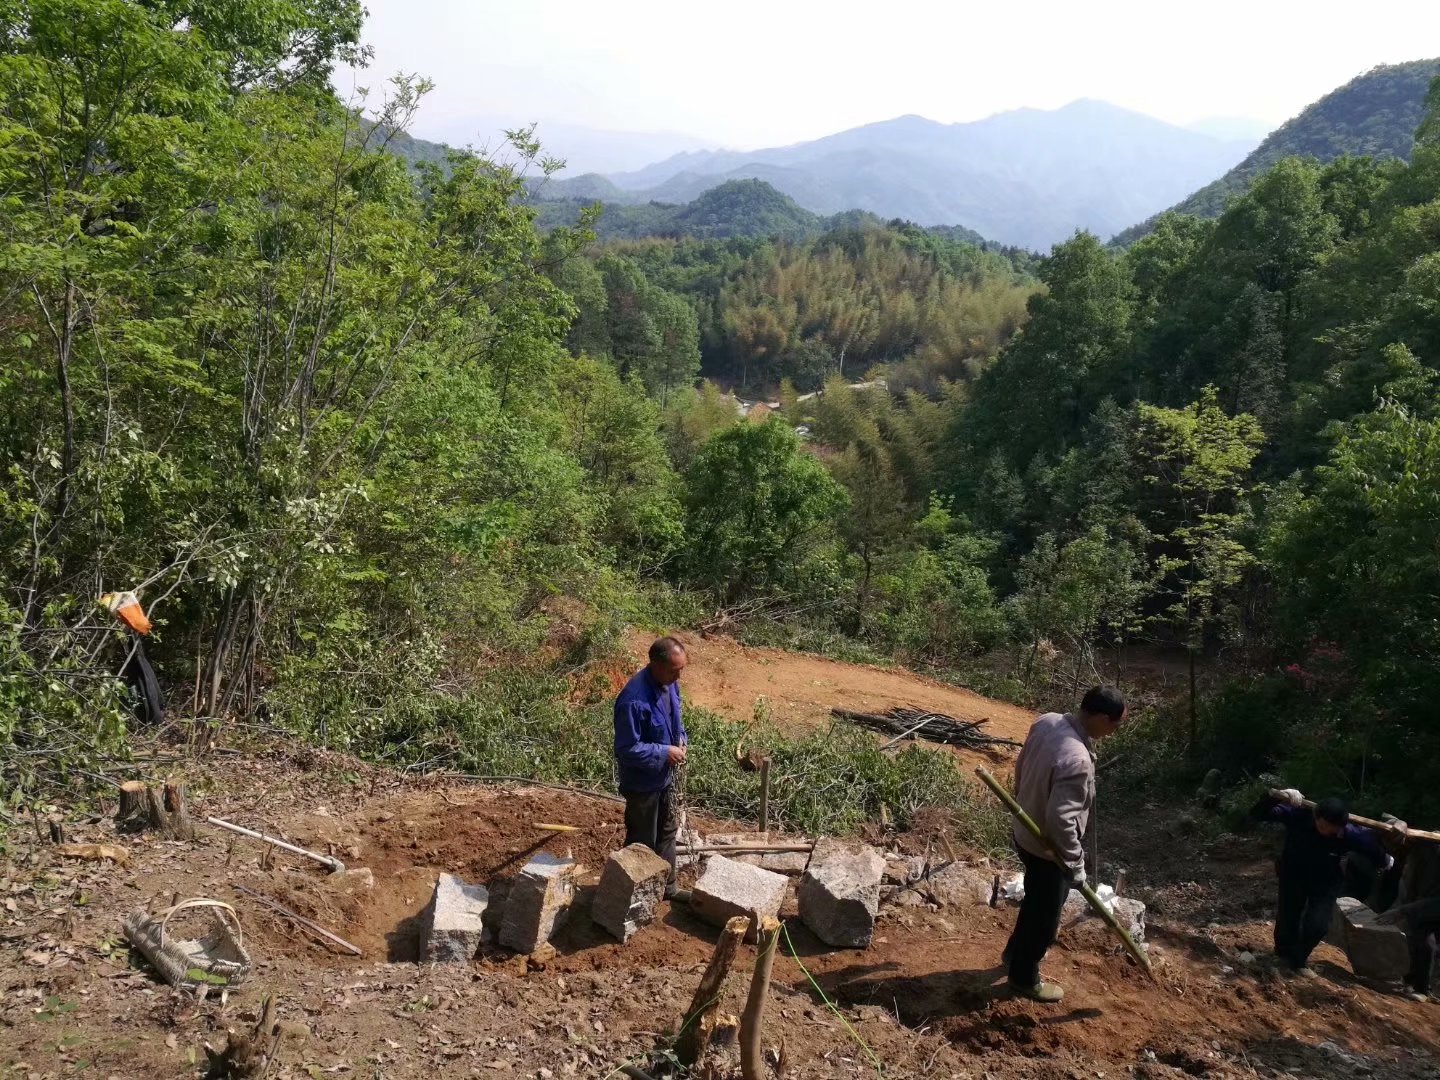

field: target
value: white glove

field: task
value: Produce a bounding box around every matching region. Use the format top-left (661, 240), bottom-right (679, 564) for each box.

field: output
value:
top-left (1068, 865), bottom-right (1087, 887)
top-left (1280, 788), bottom-right (1304, 808)
top-left (1383, 853), bottom-right (1395, 871)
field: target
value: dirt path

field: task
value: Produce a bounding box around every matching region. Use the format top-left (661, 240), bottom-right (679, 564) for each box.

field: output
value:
top-left (625, 631), bottom-right (1035, 760)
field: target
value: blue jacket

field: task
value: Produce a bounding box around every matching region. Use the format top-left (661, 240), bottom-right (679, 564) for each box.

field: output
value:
top-left (614, 667), bottom-right (687, 795)
top-left (1255, 798), bottom-right (1385, 890)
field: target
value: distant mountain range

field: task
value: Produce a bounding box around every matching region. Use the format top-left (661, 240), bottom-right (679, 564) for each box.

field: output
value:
top-left (1113, 59), bottom-right (1440, 245)
top-left (527, 100), bottom-right (1261, 250)
top-left (384, 60), bottom-right (1440, 252)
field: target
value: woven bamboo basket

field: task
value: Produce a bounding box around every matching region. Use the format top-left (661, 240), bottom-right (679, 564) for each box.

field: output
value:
top-left (122, 898), bottom-right (252, 989)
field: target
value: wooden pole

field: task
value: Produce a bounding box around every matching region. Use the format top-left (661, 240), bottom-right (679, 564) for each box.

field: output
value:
top-left (739, 916), bottom-right (782, 1080)
top-left (1266, 790), bottom-right (1440, 844)
top-left (677, 843), bottom-right (813, 855)
top-left (207, 817), bottom-right (346, 873)
top-left (975, 767), bottom-right (1157, 982)
top-left (758, 757), bottom-right (771, 839)
top-left (674, 915), bottom-right (747, 1068)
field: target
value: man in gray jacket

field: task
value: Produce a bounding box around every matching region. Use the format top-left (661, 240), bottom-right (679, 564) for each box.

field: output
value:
top-left (1002, 685), bottom-right (1128, 1002)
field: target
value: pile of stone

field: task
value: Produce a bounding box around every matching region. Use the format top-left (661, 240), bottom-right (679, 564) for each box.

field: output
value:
top-left (418, 843), bottom-right (678, 961)
top-left (417, 826), bottom-right (1146, 966)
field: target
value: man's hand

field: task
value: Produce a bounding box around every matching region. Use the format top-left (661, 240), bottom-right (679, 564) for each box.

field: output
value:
top-left (1066, 864), bottom-right (1086, 887)
top-left (667, 745), bottom-right (687, 766)
top-left (1280, 788), bottom-right (1305, 808)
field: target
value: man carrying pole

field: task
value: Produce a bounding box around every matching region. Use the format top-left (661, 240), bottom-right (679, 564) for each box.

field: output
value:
top-left (1001, 686), bottom-right (1128, 1003)
top-left (1251, 789), bottom-right (1387, 977)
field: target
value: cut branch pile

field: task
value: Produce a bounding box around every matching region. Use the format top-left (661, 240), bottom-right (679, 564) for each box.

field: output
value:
top-left (831, 705), bottom-right (1022, 752)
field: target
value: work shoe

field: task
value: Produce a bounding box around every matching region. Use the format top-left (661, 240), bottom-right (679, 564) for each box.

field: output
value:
top-left (1008, 979), bottom-right (1065, 1003)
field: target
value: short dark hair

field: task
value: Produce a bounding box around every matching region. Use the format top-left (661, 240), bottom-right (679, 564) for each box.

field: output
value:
top-left (648, 636), bottom-right (686, 665)
top-left (1080, 685), bottom-right (1127, 721)
top-left (1315, 797), bottom-right (1349, 827)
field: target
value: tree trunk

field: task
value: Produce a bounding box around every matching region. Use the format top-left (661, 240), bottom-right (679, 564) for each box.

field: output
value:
top-left (675, 916), bottom-right (747, 1068)
top-left (1187, 647), bottom-right (1199, 758)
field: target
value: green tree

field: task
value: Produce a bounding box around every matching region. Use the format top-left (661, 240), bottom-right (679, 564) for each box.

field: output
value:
top-left (1133, 388), bottom-right (1264, 753)
top-left (683, 420), bottom-right (847, 601)
top-left (1265, 399), bottom-right (1440, 804)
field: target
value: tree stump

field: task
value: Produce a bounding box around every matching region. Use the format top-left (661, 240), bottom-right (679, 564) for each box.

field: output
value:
top-left (164, 781), bottom-right (195, 841)
top-left (675, 915), bottom-right (747, 1067)
top-left (122, 781), bottom-right (196, 840)
top-left (116, 781), bottom-right (148, 829)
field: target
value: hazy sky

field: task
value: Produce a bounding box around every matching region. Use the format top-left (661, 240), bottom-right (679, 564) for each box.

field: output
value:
top-left (347, 0), bottom-right (1440, 149)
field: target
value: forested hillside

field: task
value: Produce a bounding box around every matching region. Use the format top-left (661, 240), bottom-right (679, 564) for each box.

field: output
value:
top-left (5, 1), bottom-right (1440, 832)
top-left (1114, 59), bottom-right (1440, 244)
top-left (552, 221), bottom-right (1036, 399)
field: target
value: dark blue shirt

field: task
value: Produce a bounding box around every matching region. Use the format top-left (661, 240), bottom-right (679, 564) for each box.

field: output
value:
top-left (1257, 800), bottom-right (1385, 890)
top-left (613, 667), bottom-right (687, 794)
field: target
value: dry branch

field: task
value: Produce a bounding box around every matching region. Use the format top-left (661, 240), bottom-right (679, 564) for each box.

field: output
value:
top-left (232, 885), bottom-right (361, 956)
top-left (831, 705), bottom-right (1022, 751)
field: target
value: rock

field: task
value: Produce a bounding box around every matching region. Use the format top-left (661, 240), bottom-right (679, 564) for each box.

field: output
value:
top-left (1060, 890), bottom-right (1146, 944)
top-left (690, 855), bottom-right (789, 935)
top-left (798, 839), bottom-right (885, 948)
top-left (421, 873), bottom-right (490, 963)
top-left (1330, 897), bottom-right (1410, 980)
top-left (498, 853), bottom-right (578, 954)
top-left (326, 867), bottom-right (374, 893)
top-left (925, 863), bottom-right (994, 908)
top-left (883, 854), bottom-right (926, 887)
top-left (591, 844), bottom-right (671, 942)
top-left (759, 851), bottom-right (810, 876)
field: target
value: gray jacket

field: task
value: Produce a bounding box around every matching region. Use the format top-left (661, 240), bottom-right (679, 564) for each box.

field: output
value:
top-left (1012, 712), bottom-right (1096, 876)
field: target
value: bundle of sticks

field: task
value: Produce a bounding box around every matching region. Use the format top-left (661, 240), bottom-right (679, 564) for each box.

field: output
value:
top-left (831, 705), bottom-right (1022, 751)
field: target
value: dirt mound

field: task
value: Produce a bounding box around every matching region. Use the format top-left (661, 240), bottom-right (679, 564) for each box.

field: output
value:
top-left (625, 630), bottom-right (1035, 760)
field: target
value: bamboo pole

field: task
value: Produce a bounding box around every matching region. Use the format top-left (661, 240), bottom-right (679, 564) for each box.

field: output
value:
top-left (675, 915), bottom-right (747, 1067)
top-left (1266, 790), bottom-right (1440, 844)
top-left (975, 767), bottom-right (1157, 982)
top-left (739, 916), bottom-right (782, 1080)
top-left (676, 843), bottom-right (813, 855)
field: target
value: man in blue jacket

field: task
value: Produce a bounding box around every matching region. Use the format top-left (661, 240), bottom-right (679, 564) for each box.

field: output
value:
top-left (1253, 789), bottom-right (1387, 976)
top-left (615, 637), bottom-right (689, 898)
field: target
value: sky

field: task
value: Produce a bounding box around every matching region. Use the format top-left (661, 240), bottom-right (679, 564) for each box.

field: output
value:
top-left (346, 0), bottom-right (1440, 151)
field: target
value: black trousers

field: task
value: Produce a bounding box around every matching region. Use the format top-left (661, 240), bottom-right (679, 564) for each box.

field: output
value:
top-left (1402, 899), bottom-right (1440, 994)
top-left (623, 785), bottom-right (678, 896)
top-left (1005, 848), bottom-right (1071, 987)
top-left (1274, 871), bottom-right (1337, 968)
